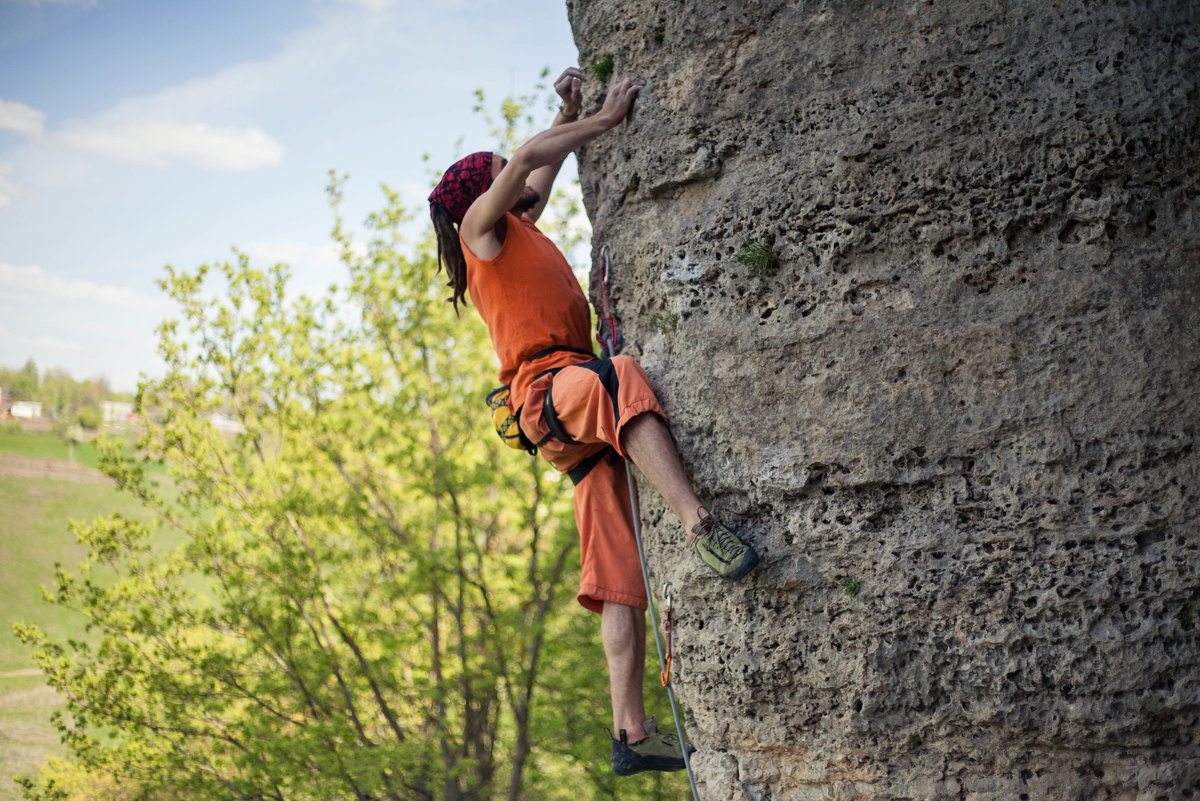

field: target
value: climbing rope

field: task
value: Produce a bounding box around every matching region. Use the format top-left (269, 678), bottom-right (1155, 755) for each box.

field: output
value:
top-left (598, 245), bottom-right (700, 801)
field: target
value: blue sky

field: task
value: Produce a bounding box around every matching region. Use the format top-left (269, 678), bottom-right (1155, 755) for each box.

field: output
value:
top-left (0, 0), bottom-right (580, 392)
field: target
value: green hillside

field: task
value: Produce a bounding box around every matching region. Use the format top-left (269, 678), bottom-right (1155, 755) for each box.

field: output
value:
top-left (0, 432), bottom-right (166, 801)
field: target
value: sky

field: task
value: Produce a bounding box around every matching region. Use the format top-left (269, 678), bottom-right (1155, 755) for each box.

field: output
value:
top-left (0, 0), bottom-right (581, 393)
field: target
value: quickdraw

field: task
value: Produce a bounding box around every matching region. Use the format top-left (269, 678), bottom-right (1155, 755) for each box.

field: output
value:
top-left (597, 244), bottom-right (621, 357)
top-left (660, 582), bottom-right (673, 687)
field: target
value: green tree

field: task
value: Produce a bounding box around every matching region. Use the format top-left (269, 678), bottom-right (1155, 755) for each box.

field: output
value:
top-left (2, 357), bottom-right (40, 401)
top-left (38, 369), bottom-right (112, 423)
top-left (39, 368), bottom-right (78, 417)
top-left (75, 407), bottom-right (102, 430)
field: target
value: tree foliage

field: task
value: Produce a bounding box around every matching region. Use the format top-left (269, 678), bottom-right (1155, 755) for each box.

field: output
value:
top-left (0, 358), bottom-right (41, 403)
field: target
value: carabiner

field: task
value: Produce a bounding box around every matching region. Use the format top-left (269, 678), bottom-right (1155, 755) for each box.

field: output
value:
top-left (600, 243), bottom-right (612, 286)
top-left (660, 582), bottom-right (674, 686)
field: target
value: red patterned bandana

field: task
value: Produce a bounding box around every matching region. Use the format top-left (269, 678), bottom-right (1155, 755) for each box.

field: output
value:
top-left (428, 151), bottom-right (494, 224)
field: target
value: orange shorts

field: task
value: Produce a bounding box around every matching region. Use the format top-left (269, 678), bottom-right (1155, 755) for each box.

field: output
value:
top-left (520, 355), bottom-right (665, 613)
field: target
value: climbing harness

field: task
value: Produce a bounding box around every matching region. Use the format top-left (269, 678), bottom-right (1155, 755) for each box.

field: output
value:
top-left (483, 345), bottom-right (599, 464)
top-left (600, 244), bottom-right (701, 801)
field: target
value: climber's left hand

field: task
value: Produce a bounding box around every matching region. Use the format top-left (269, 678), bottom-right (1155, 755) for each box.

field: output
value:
top-left (554, 67), bottom-right (584, 118)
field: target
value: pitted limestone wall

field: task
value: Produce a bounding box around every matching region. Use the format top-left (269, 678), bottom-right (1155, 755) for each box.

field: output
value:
top-left (565, 0), bottom-right (1200, 798)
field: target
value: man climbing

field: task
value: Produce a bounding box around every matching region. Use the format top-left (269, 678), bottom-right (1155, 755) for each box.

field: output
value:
top-left (428, 67), bottom-right (759, 776)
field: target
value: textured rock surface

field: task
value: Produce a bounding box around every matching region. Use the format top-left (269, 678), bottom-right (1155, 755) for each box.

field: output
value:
top-left (565, 0), bottom-right (1200, 798)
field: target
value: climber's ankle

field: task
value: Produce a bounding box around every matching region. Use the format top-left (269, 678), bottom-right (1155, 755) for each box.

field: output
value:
top-left (616, 721), bottom-right (647, 743)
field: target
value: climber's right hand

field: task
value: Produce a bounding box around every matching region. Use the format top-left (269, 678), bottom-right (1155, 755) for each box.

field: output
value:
top-left (599, 78), bottom-right (642, 128)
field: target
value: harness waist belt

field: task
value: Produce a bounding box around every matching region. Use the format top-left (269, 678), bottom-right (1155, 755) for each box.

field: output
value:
top-left (526, 345), bottom-right (595, 364)
top-left (567, 449), bottom-right (612, 486)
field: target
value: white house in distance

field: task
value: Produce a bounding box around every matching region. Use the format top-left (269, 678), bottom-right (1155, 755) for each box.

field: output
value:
top-left (101, 401), bottom-right (135, 425)
top-left (10, 401), bottom-right (43, 419)
top-left (208, 413), bottom-right (244, 434)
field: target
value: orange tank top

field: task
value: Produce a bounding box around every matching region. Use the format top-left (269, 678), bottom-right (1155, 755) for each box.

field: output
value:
top-left (463, 213), bottom-right (595, 409)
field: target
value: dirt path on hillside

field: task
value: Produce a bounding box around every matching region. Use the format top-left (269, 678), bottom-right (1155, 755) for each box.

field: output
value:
top-left (0, 454), bottom-right (111, 483)
top-left (0, 669), bottom-right (42, 679)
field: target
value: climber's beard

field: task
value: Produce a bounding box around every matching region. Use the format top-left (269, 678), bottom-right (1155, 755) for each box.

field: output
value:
top-left (510, 187), bottom-right (541, 215)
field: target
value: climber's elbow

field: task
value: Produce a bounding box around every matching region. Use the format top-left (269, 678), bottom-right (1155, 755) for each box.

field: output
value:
top-left (508, 145), bottom-right (541, 178)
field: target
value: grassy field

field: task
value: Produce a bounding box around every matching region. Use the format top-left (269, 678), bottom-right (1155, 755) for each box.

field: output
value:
top-left (0, 676), bottom-right (61, 801)
top-left (0, 429), bottom-right (167, 801)
top-left (0, 428), bottom-right (102, 471)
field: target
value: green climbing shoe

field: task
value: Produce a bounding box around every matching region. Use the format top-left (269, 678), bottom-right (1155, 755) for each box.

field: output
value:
top-left (691, 509), bottom-right (760, 580)
top-left (611, 719), bottom-right (694, 776)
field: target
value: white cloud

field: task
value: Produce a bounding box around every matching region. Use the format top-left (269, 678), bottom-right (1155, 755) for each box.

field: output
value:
top-left (0, 327), bottom-right (84, 354)
top-left (75, 14), bottom-right (372, 129)
top-left (0, 263), bottom-right (171, 391)
top-left (0, 162), bottom-right (17, 207)
top-left (241, 238), bottom-right (342, 288)
top-left (240, 239), bottom-right (339, 269)
top-left (55, 121), bottom-right (284, 170)
top-left (6, 1), bottom-right (504, 179)
top-left (0, 98), bottom-right (45, 137)
top-left (239, 238), bottom-right (375, 300)
top-left (0, 262), bottom-right (168, 312)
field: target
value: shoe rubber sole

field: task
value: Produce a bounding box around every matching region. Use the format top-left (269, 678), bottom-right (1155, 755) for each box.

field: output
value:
top-left (612, 740), bottom-right (692, 776)
top-left (612, 752), bottom-right (687, 776)
top-left (720, 545), bottom-right (760, 580)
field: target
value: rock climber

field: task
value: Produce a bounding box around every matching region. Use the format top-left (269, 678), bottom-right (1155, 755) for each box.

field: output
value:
top-left (428, 66), bottom-right (760, 776)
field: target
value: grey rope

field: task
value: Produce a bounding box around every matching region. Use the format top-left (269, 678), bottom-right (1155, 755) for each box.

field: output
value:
top-left (626, 465), bottom-right (701, 801)
top-left (599, 243), bottom-right (701, 801)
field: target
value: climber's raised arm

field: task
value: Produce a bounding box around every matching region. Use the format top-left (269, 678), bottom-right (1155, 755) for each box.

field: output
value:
top-left (521, 67), bottom-right (586, 222)
top-left (460, 76), bottom-right (641, 259)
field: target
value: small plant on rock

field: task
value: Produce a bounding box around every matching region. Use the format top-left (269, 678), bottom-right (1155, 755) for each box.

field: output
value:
top-left (588, 52), bottom-right (615, 84)
top-left (652, 311), bottom-right (679, 333)
top-left (839, 576), bottom-right (863, 598)
top-left (735, 238), bottom-right (778, 276)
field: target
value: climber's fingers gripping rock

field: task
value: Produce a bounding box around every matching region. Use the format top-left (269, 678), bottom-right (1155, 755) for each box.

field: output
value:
top-left (554, 67), bottom-right (585, 116)
top-left (600, 77), bottom-right (642, 126)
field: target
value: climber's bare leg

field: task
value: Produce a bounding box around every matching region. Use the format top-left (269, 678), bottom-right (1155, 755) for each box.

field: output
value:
top-left (621, 413), bottom-right (703, 531)
top-left (602, 601), bottom-right (648, 742)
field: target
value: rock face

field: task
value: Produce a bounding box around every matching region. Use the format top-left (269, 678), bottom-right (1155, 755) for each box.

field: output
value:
top-left (566, 0), bottom-right (1200, 798)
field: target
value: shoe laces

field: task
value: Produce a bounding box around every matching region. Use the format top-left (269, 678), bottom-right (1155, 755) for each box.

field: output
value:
top-left (696, 509), bottom-right (742, 553)
top-left (711, 522), bottom-right (743, 554)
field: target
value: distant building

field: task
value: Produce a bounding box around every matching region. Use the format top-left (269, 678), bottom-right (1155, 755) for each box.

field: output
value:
top-left (101, 401), bottom-right (135, 424)
top-left (11, 401), bottom-right (43, 419)
top-left (208, 413), bottom-right (244, 434)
